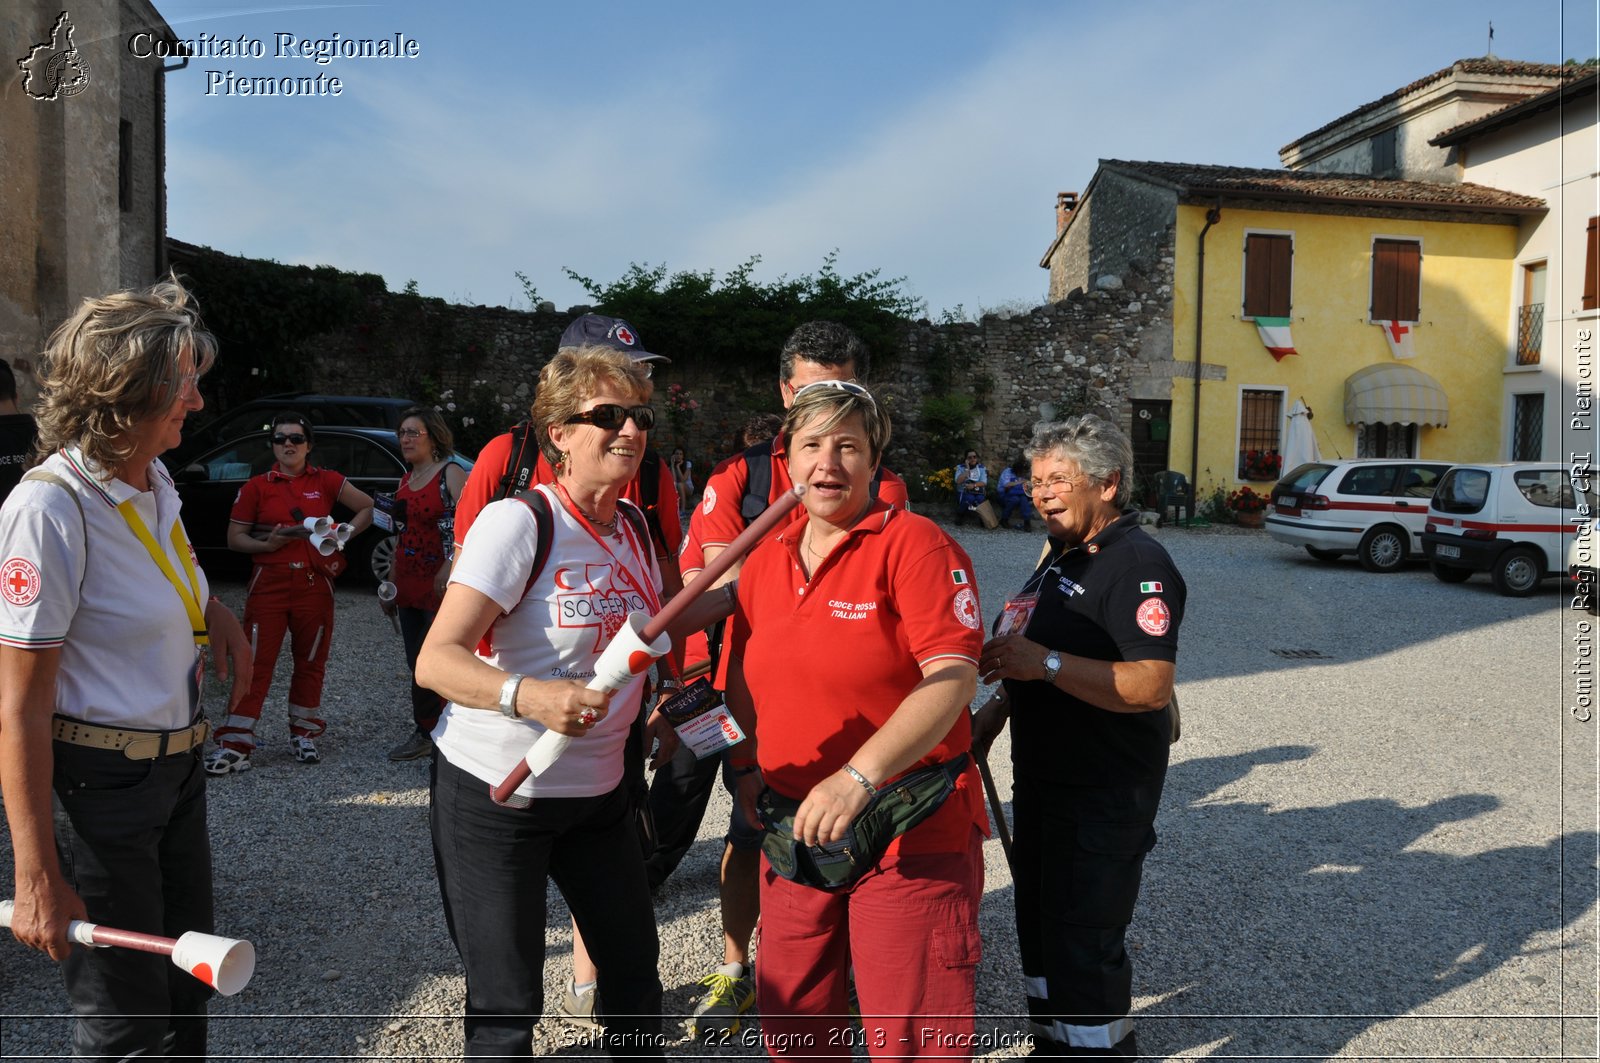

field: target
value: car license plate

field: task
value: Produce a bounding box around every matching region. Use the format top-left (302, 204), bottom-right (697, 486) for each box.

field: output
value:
top-left (1276, 496), bottom-right (1296, 508)
top-left (1435, 544), bottom-right (1461, 559)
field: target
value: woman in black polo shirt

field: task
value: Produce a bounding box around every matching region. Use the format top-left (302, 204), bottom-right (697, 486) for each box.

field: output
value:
top-left (975, 413), bottom-right (1186, 1060)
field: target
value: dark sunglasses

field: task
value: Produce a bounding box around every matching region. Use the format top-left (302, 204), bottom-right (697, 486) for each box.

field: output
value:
top-left (271, 433), bottom-right (308, 446)
top-left (564, 404), bottom-right (655, 431)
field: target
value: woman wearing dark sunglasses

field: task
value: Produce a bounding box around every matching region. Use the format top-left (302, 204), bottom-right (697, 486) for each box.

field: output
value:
top-left (206, 411), bottom-right (374, 774)
top-left (418, 346), bottom-right (689, 1058)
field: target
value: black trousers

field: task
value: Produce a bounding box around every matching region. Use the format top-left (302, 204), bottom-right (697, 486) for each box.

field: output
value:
top-left (398, 606), bottom-right (444, 732)
top-left (430, 754), bottom-right (664, 1058)
top-left (52, 741), bottom-right (214, 1059)
top-left (642, 739), bottom-right (721, 890)
top-left (1011, 777), bottom-right (1163, 1058)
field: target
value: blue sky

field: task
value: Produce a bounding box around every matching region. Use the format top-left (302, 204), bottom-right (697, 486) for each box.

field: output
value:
top-left (149, 0), bottom-right (1596, 319)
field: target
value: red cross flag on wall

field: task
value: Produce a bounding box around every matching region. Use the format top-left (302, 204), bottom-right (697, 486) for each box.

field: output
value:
top-left (1376, 320), bottom-right (1415, 360)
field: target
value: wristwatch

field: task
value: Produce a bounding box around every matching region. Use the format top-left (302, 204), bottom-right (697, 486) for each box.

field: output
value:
top-left (499, 673), bottom-right (526, 719)
top-left (1042, 652), bottom-right (1062, 685)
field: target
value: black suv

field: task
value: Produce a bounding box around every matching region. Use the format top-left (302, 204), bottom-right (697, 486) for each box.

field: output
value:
top-left (168, 393), bottom-right (415, 467)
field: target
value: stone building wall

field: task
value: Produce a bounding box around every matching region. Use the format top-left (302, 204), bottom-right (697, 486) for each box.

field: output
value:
top-left (1051, 169), bottom-right (1178, 304)
top-left (2, 0), bottom-right (173, 410)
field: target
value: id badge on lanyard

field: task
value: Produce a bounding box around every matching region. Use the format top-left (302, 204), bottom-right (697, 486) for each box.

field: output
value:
top-left (995, 593), bottom-right (1038, 637)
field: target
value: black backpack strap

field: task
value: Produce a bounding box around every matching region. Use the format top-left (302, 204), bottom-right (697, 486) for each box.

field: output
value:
top-left (740, 438), bottom-right (775, 521)
top-left (511, 486), bottom-right (555, 601)
top-left (635, 450), bottom-right (669, 556)
top-left (870, 466), bottom-right (884, 501)
top-left (494, 422), bottom-right (540, 503)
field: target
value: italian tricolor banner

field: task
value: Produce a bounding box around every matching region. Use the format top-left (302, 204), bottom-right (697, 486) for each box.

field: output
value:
top-left (1255, 317), bottom-right (1297, 361)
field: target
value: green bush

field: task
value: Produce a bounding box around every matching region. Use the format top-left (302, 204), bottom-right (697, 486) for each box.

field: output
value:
top-left (559, 251), bottom-right (921, 372)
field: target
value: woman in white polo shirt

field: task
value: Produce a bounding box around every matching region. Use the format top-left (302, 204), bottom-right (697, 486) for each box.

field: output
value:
top-left (0, 278), bottom-right (251, 1058)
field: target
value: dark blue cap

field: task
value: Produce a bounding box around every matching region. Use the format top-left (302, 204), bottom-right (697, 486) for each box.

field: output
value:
top-left (558, 314), bottom-right (669, 364)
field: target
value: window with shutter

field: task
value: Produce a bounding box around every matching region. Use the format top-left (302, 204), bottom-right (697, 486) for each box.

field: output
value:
top-left (1371, 239), bottom-right (1421, 322)
top-left (1243, 233), bottom-right (1292, 319)
top-left (1584, 217), bottom-right (1598, 311)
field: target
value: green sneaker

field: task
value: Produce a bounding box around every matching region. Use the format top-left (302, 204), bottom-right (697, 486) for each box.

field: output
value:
top-left (558, 977), bottom-right (602, 1031)
top-left (687, 964), bottom-right (755, 1038)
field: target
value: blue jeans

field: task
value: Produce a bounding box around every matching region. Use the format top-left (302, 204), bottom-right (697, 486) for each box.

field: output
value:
top-left (52, 740), bottom-right (214, 1059)
top-left (430, 754), bottom-right (664, 1058)
top-left (999, 494), bottom-right (1033, 528)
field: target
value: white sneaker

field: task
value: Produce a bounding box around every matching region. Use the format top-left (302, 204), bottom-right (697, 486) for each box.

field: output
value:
top-left (204, 747), bottom-right (251, 776)
top-left (290, 735), bottom-right (321, 764)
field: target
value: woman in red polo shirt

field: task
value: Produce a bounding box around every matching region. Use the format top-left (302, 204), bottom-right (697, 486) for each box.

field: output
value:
top-left (206, 412), bottom-right (373, 773)
top-left (725, 381), bottom-right (987, 1062)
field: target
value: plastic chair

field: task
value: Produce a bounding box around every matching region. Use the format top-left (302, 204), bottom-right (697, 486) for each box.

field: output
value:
top-left (1156, 471), bottom-right (1192, 526)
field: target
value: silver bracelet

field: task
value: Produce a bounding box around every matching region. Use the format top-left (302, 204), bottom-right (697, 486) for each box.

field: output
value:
top-left (842, 763), bottom-right (877, 797)
top-left (498, 673), bottom-right (526, 719)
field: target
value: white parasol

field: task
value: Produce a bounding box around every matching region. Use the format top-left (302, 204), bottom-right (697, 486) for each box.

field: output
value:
top-left (1282, 399), bottom-right (1320, 472)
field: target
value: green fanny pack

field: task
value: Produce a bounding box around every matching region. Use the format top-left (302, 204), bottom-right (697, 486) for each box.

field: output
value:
top-left (757, 753), bottom-right (969, 891)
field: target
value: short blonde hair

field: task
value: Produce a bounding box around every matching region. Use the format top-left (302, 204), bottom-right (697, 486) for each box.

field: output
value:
top-left (35, 277), bottom-right (216, 471)
top-left (780, 381), bottom-right (890, 464)
top-left (532, 347), bottom-right (652, 464)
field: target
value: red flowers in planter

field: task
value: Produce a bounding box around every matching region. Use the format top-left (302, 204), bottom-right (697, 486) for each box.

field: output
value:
top-left (1239, 449), bottom-right (1282, 481)
top-left (1227, 486), bottom-right (1268, 514)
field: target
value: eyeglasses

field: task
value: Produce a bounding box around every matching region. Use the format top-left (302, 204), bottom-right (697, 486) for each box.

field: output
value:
top-left (564, 404), bottom-right (656, 431)
top-left (396, 428), bottom-right (427, 439)
top-left (271, 433), bottom-right (308, 446)
top-left (1027, 473), bottom-right (1087, 495)
top-left (163, 371), bottom-right (201, 397)
top-left (790, 380), bottom-right (875, 405)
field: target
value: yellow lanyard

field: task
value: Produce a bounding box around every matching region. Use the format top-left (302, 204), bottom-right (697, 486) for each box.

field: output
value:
top-left (116, 500), bottom-right (209, 646)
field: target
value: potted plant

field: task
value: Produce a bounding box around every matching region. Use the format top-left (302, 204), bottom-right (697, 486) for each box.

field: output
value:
top-left (1239, 449), bottom-right (1282, 482)
top-left (1227, 485), bottom-right (1269, 527)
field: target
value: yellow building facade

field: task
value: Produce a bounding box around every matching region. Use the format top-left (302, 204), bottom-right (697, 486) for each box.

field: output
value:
top-left (1166, 204), bottom-right (1522, 494)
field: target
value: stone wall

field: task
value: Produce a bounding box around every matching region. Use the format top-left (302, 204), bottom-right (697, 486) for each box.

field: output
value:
top-left (1052, 168), bottom-right (1178, 304)
top-left (298, 255), bottom-right (1176, 497)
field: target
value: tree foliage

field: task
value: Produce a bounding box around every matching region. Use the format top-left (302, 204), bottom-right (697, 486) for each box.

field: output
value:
top-left (559, 251), bottom-right (923, 372)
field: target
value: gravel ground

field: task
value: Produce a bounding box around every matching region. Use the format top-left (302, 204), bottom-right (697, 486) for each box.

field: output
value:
top-left (1, 518), bottom-right (1595, 1060)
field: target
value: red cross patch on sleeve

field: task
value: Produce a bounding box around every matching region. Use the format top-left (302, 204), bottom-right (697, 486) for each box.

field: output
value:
top-left (2, 557), bottom-right (42, 606)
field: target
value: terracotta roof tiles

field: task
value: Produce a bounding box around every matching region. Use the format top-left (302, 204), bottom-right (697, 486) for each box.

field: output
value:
top-left (1103, 159), bottom-right (1546, 213)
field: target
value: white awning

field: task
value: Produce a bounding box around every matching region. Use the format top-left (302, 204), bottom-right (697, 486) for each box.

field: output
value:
top-left (1343, 363), bottom-right (1449, 427)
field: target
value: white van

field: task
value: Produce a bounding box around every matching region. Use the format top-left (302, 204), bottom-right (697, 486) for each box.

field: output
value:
top-left (1422, 463), bottom-right (1589, 596)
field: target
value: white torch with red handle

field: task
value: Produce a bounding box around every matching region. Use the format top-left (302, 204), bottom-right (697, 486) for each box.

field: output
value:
top-left (1, 899), bottom-right (256, 996)
top-left (489, 484), bottom-right (805, 805)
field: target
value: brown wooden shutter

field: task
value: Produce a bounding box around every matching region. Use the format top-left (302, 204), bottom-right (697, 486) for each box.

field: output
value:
top-left (1371, 239), bottom-right (1420, 322)
top-left (1245, 234), bottom-right (1292, 318)
top-left (1396, 241), bottom-right (1420, 321)
top-left (1585, 217), bottom-right (1599, 311)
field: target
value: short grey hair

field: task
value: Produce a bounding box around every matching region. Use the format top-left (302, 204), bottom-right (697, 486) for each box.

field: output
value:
top-left (1026, 413), bottom-right (1133, 508)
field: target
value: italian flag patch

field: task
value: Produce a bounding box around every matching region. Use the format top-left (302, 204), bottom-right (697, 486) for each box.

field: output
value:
top-left (1140, 581), bottom-right (1163, 593)
top-left (951, 569), bottom-right (969, 586)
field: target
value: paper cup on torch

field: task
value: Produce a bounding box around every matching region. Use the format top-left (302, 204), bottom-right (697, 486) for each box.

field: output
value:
top-left (171, 930), bottom-right (256, 997)
top-left (301, 516), bottom-right (332, 537)
top-left (333, 522), bottom-right (353, 545)
top-left (376, 581), bottom-right (400, 633)
top-left (308, 532), bottom-right (337, 557)
top-left (520, 611), bottom-right (669, 779)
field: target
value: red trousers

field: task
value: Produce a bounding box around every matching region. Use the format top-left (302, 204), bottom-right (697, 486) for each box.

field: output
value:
top-left (215, 564), bottom-right (334, 751)
top-left (756, 827), bottom-right (984, 1062)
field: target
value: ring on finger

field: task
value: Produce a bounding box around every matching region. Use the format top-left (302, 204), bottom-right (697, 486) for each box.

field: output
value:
top-left (578, 708), bottom-right (597, 726)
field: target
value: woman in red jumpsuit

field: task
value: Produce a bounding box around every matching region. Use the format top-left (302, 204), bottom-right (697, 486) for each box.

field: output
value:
top-left (205, 412), bottom-right (373, 773)
top-left (383, 405), bottom-right (468, 762)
